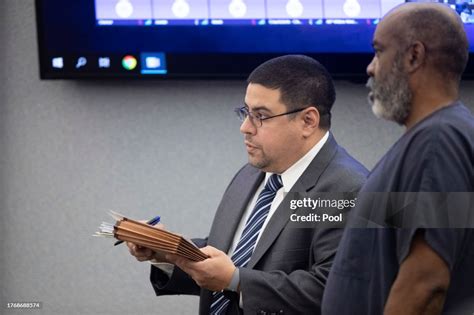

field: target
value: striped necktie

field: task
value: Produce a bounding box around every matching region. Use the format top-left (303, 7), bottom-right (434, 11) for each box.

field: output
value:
top-left (210, 174), bottom-right (283, 315)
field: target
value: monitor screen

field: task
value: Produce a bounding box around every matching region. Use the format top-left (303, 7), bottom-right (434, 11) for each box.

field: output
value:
top-left (36, 0), bottom-right (474, 79)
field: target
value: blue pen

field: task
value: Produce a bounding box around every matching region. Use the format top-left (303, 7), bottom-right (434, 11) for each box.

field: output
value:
top-left (114, 215), bottom-right (161, 246)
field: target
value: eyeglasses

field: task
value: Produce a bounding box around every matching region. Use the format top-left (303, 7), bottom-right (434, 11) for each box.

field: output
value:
top-left (234, 106), bottom-right (308, 128)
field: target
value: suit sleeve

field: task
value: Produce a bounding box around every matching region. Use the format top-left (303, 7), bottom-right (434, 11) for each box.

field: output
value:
top-left (239, 227), bottom-right (342, 315)
top-left (150, 237), bottom-right (207, 297)
top-left (149, 164), bottom-right (251, 299)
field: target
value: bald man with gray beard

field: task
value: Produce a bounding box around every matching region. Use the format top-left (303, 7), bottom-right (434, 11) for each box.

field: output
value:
top-left (322, 3), bottom-right (474, 315)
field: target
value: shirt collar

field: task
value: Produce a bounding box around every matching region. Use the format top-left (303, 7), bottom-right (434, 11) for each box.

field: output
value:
top-left (265, 131), bottom-right (329, 193)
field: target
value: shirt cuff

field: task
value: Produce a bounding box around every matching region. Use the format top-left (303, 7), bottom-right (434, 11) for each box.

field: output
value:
top-left (150, 260), bottom-right (174, 278)
top-left (226, 267), bottom-right (240, 292)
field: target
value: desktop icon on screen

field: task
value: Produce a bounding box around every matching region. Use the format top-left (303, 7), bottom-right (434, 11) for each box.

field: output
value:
top-left (52, 57), bottom-right (64, 69)
top-left (146, 57), bottom-right (161, 69)
top-left (75, 57), bottom-right (87, 69)
top-left (140, 53), bottom-right (167, 75)
top-left (98, 57), bottom-right (111, 68)
top-left (122, 55), bottom-right (138, 70)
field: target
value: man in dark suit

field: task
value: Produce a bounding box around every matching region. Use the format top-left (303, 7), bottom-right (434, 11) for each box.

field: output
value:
top-left (127, 55), bottom-right (368, 314)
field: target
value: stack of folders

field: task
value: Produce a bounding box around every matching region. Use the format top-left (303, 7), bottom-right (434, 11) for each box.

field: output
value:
top-left (94, 211), bottom-right (208, 261)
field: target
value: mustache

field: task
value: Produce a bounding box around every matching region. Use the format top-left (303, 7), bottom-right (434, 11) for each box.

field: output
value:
top-left (366, 77), bottom-right (374, 89)
top-left (244, 136), bottom-right (259, 147)
top-left (366, 77), bottom-right (375, 105)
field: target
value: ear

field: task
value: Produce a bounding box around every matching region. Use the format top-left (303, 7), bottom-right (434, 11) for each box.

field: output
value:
top-left (300, 107), bottom-right (320, 137)
top-left (405, 41), bottom-right (426, 73)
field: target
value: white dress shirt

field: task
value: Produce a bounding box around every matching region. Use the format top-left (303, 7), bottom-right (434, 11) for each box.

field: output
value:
top-left (227, 131), bottom-right (329, 257)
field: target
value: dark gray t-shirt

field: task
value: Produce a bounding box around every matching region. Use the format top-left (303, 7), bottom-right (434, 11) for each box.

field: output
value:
top-left (322, 102), bottom-right (474, 315)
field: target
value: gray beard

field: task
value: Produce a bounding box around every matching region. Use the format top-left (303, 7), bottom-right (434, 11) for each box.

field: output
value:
top-left (366, 58), bottom-right (412, 125)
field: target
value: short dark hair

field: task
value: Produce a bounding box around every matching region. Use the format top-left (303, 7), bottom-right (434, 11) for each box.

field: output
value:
top-left (398, 6), bottom-right (469, 82)
top-left (247, 55), bottom-right (335, 130)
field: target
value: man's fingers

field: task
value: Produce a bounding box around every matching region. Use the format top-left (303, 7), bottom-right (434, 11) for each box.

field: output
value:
top-left (129, 244), bottom-right (138, 255)
top-left (167, 254), bottom-right (194, 272)
top-left (136, 255), bottom-right (152, 262)
top-left (165, 253), bottom-right (180, 264)
top-left (127, 243), bottom-right (139, 255)
top-left (126, 242), bottom-right (155, 261)
top-left (200, 246), bottom-right (218, 256)
top-left (152, 251), bottom-right (168, 263)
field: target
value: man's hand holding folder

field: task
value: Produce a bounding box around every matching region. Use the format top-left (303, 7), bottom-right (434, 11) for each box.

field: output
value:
top-left (126, 223), bottom-right (170, 263)
top-left (94, 211), bottom-right (208, 261)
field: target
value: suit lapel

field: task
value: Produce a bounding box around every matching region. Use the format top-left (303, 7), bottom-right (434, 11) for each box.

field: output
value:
top-left (247, 133), bottom-right (339, 268)
top-left (208, 166), bottom-right (265, 253)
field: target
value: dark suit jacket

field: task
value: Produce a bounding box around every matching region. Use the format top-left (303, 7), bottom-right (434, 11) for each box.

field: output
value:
top-left (150, 133), bottom-right (368, 314)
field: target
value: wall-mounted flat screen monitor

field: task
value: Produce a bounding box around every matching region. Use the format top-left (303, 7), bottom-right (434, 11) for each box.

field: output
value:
top-left (36, 0), bottom-right (474, 79)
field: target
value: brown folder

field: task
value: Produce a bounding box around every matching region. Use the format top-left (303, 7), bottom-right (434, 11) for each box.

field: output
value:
top-left (113, 216), bottom-right (208, 261)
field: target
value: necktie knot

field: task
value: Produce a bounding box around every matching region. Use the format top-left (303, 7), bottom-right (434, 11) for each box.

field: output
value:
top-left (266, 174), bottom-right (283, 193)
